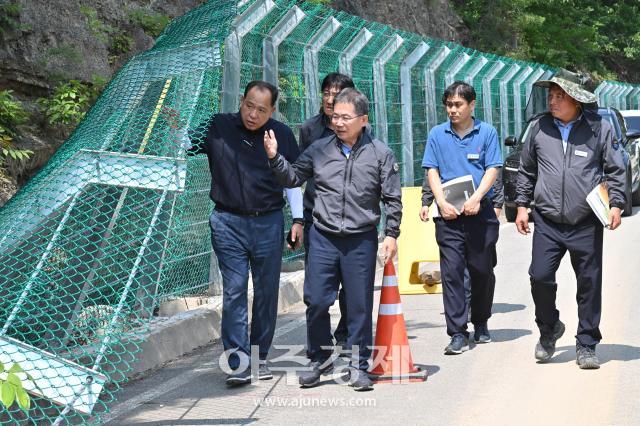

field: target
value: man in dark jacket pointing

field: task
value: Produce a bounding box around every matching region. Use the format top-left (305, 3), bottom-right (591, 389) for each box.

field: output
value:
top-left (515, 69), bottom-right (626, 369)
top-left (265, 88), bottom-right (402, 391)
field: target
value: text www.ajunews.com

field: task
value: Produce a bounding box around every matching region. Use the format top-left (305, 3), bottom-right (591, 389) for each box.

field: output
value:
top-left (253, 396), bottom-right (377, 408)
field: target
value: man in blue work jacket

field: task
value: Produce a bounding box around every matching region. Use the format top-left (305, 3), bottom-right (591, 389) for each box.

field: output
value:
top-left (186, 81), bottom-right (303, 386)
top-left (422, 81), bottom-right (502, 355)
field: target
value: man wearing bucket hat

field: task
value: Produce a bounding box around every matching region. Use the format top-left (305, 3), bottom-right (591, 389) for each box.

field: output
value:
top-left (515, 69), bottom-right (626, 369)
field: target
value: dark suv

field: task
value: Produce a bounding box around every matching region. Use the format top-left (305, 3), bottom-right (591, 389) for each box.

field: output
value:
top-left (502, 107), bottom-right (640, 221)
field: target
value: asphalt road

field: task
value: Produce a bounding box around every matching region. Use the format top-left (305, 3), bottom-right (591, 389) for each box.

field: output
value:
top-left (104, 207), bottom-right (640, 426)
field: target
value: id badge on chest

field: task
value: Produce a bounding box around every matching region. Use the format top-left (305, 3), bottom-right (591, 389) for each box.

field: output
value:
top-left (467, 153), bottom-right (480, 161)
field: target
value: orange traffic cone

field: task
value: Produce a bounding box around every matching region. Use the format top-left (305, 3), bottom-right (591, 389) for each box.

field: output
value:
top-left (369, 261), bottom-right (428, 382)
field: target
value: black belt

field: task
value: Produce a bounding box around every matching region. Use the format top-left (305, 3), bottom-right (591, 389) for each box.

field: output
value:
top-left (215, 204), bottom-right (278, 217)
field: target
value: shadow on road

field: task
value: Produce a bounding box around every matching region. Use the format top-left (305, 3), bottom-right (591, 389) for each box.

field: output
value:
top-left (492, 303), bottom-right (527, 314)
top-left (485, 328), bottom-right (532, 342)
top-left (416, 364), bottom-right (440, 377)
top-left (405, 320), bottom-right (446, 331)
top-left (546, 343), bottom-right (640, 365)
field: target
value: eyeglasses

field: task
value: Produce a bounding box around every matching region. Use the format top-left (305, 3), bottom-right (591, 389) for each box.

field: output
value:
top-left (331, 114), bottom-right (364, 123)
top-left (322, 91), bottom-right (341, 99)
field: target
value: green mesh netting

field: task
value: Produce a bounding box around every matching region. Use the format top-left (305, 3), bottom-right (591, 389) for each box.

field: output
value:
top-left (0, 0), bottom-right (636, 423)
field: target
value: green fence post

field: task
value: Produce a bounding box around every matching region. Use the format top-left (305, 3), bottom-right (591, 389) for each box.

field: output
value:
top-left (221, 0), bottom-right (275, 112)
top-left (373, 33), bottom-right (404, 145)
top-left (303, 16), bottom-right (341, 119)
top-left (400, 41), bottom-right (430, 185)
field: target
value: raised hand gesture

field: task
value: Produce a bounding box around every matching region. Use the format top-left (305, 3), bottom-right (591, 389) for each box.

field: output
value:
top-left (264, 129), bottom-right (278, 159)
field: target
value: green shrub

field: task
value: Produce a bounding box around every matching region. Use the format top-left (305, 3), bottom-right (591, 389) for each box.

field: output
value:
top-left (0, 128), bottom-right (33, 162)
top-left (129, 9), bottom-right (170, 38)
top-left (0, 361), bottom-right (39, 411)
top-left (109, 33), bottom-right (133, 55)
top-left (0, 90), bottom-right (28, 136)
top-left (0, 2), bottom-right (24, 34)
top-left (47, 44), bottom-right (83, 65)
top-left (38, 80), bottom-right (92, 127)
top-left (108, 33), bottom-right (134, 64)
top-left (0, 91), bottom-right (33, 164)
top-left (79, 5), bottom-right (115, 43)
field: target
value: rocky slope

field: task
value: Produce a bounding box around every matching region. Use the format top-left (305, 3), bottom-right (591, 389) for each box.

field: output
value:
top-left (333, 0), bottom-right (467, 44)
top-left (0, 0), bottom-right (205, 206)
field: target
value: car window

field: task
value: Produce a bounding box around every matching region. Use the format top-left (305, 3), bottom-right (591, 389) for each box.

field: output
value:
top-left (624, 116), bottom-right (640, 132)
top-left (598, 111), bottom-right (622, 141)
top-left (615, 110), bottom-right (627, 135)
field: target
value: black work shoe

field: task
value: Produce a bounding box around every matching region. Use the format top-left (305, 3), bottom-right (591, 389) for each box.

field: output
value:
top-left (474, 323), bottom-right (491, 343)
top-left (444, 334), bottom-right (469, 355)
top-left (226, 369), bottom-right (251, 387)
top-left (348, 368), bottom-right (373, 392)
top-left (298, 360), bottom-right (334, 388)
top-left (576, 343), bottom-right (600, 370)
top-left (535, 320), bottom-right (565, 362)
top-left (257, 362), bottom-right (273, 380)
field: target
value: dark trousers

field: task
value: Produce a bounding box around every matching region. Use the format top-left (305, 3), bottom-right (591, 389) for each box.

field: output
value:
top-left (210, 209), bottom-right (284, 369)
top-left (529, 210), bottom-right (603, 347)
top-left (434, 203), bottom-right (499, 337)
top-left (305, 225), bottom-right (377, 371)
top-left (304, 219), bottom-right (348, 341)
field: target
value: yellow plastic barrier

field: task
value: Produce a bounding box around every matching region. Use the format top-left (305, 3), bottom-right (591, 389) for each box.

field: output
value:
top-left (397, 186), bottom-right (442, 294)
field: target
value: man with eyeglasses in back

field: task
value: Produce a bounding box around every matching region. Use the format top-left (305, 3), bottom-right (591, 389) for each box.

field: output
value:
top-left (265, 88), bottom-right (402, 391)
top-left (298, 73), bottom-right (356, 352)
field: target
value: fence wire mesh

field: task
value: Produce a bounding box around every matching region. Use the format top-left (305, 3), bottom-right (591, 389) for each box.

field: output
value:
top-left (0, 0), bottom-right (637, 423)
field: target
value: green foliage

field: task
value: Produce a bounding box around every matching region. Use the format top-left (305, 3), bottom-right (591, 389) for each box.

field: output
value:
top-left (452, 0), bottom-right (640, 81)
top-left (0, 90), bottom-right (33, 164)
top-left (0, 127), bottom-right (33, 162)
top-left (47, 44), bottom-right (83, 65)
top-left (129, 9), bottom-right (170, 38)
top-left (38, 80), bottom-right (96, 127)
top-left (80, 5), bottom-right (115, 43)
top-left (110, 33), bottom-right (133, 55)
top-left (0, 90), bottom-right (27, 136)
top-left (0, 361), bottom-right (38, 410)
top-left (108, 33), bottom-right (134, 64)
top-left (0, 2), bottom-right (25, 34)
top-left (278, 74), bottom-right (305, 100)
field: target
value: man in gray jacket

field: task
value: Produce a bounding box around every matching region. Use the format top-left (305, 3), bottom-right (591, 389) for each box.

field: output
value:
top-left (299, 72), bottom-right (356, 349)
top-left (515, 69), bottom-right (626, 369)
top-left (264, 88), bottom-right (402, 391)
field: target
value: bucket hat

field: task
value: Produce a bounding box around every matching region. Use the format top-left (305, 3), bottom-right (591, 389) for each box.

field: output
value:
top-left (533, 69), bottom-right (597, 104)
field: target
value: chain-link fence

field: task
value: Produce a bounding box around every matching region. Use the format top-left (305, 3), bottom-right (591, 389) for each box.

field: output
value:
top-left (0, 0), bottom-right (637, 423)
top-left (596, 80), bottom-right (640, 110)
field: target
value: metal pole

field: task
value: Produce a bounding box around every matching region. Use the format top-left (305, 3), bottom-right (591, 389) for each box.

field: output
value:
top-left (338, 28), bottom-right (372, 76)
top-left (303, 17), bottom-right (341, 119)
top-left (221, 0), bottom-right (275, 113)
top-left (373, 33), bottom-right (404, 144)
top-left (400, 42), bottom-right (429, 185)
